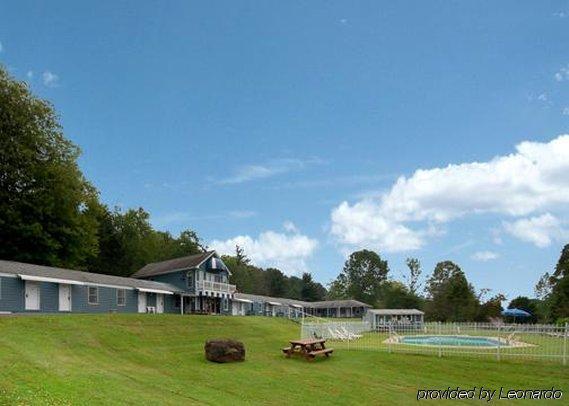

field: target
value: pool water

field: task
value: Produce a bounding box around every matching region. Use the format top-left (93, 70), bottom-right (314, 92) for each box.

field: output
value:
top-left (400, 335), bottom-right (503, 347)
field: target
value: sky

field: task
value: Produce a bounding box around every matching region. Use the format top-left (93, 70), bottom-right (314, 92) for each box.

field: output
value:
top-left (1, 1), bottom-right (568, 300)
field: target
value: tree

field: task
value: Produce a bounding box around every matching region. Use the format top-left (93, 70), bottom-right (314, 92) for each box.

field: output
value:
top-left (0, 66), bottom-right (99, 269)
top-left (300, 273), bottom-right (325, 301)
top-left (329, 250), bottom-right (389, 305)
top-left (235, 245), bottom-right (251, 266)
top-left (404, 257), bottom-right (422, 295)
top-left (477, 293), bottom-right (505, 321)
top-left (377, 280), bottom-right (423, 309)
top-left (87, 205), bottom-right (203, 276)
top-left (425, 261), bottom-right (478, 321)
top-left (265, 268), bottom-right (288, 297)
top-left (535, 272), bottom-right (553, 300)
top-left (508, 296), bottom-right (536, 312)
top-left (549, 244), bottom-right (569, 321)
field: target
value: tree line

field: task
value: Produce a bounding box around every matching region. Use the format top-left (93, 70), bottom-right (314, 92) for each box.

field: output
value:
top-left (223, 246), bottom-right (327, 301)
top-left (326, 247), bottom-right (569, 324)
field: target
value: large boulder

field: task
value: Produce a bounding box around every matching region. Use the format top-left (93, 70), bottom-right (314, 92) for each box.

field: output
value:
top-left (205, 339), bottom-right (245, 363)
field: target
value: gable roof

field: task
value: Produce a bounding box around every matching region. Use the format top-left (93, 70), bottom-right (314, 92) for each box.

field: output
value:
top-left (368, 308), bottom-right (424, 315)
top-left (131, 251), bottom-right (216, 278)
top-left (0, 260), bottom-right (180, 293)
top-left (235, 293), bottom-right (307, 307)
top-left (305, 299), bottom-right (372, 309)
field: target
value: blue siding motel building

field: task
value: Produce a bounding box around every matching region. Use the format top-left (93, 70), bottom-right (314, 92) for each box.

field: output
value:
top-left (0, 251), bottom-right (372, 318)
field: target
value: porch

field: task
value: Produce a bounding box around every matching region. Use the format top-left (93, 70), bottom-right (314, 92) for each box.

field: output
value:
top-left (180, 294), bottom-right (230, 315)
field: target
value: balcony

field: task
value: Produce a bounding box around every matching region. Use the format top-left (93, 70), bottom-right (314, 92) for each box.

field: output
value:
top-left (196, 280), bottom-right (236, 295)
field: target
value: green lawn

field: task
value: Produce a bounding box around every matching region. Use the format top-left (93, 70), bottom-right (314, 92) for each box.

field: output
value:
top-left (0, 315), bottom-right (567, 405)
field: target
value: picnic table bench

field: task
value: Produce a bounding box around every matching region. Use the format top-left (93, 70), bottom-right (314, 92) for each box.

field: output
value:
top-left (282, 338), bottom-right (333, 361)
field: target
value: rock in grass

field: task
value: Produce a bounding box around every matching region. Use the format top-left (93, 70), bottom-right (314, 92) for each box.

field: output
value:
top-left (205, 339), bottom-right (245, 363)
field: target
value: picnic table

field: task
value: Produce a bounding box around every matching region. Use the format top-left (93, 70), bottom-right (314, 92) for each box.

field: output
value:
top-left (282, 338), bottom-right (333, 361)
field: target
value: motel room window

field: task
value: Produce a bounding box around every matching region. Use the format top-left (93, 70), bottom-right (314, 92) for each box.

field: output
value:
top-left (117, 289), bottom-right (126, 306)
top-left (88, 286), bottom-right (99, 305)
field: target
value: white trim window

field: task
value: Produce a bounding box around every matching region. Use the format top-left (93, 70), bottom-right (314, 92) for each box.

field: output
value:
top-left (117, 289), bottom-right (126, 306)
top-left (88, 286), bottom-right (99, 305)
top-left (223, 298), bottom-right (229, 311)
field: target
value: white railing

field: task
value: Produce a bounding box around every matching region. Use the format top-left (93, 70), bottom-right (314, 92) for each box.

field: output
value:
top-left (196, 280), bottom-right (236, 294)
top-left (301, 320), bottom-right (569, 365)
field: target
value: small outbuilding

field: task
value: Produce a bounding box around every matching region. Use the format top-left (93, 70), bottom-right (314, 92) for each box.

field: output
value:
top-left (365, 308), bottom-right (424, 330)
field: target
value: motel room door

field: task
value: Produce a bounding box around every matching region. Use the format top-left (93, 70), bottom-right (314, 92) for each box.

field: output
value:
top-left (24, 281), bottom-right (40, 311)
top-left (232, 301), bottom-right (241, 316)
top-left (156, 294), bottom-right (164, 313)
top-left (138, 292), bottom-right (147, 313)
top-left (58, 284), bottom-right (72, 312)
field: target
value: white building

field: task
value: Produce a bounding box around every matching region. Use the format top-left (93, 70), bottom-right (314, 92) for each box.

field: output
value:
top-left (365, 308), bottom-right (424, 329)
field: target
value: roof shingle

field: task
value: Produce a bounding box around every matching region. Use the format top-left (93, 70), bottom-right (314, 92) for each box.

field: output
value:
top-left (131, 251), bottom-right (214, 278)
top-left (0, 260), bottom-right (179, 292)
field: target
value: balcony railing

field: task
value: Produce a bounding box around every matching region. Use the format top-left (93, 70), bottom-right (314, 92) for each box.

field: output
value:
top-left (196, 280), bottom-right (236, 294)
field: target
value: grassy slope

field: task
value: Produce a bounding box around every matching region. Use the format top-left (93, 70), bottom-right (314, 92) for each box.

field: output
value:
top-left (0, 315), bottom-right (567, 405)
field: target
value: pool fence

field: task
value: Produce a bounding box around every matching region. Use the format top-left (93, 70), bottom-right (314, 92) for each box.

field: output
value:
top-left (300, 318), bottom-right (568, 365)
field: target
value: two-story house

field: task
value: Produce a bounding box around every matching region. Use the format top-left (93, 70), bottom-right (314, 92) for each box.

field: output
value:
top-left (132, 251), bottom-right (236, 315)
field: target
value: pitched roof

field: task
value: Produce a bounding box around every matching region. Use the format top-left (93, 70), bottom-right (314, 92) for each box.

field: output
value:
top-left (368, 308), bottom-right (424, 315)
top-left (233, 293), bottom-right (371, 309)
top-left (0, 260), bottom-right (179, 293)
top-left (234, 293), bottom-right (307, 307)
top-left (305, 299), bottom-right (372, 308)
top-left (131, 251), bottom-right (215, 278)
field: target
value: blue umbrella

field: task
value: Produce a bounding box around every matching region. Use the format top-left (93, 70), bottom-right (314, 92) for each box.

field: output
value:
top-left (502, 308), bottom-right (531, 322)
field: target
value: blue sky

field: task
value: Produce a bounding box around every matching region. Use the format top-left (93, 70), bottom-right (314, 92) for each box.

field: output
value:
top-left (1, 1), bottom-right (569, 300)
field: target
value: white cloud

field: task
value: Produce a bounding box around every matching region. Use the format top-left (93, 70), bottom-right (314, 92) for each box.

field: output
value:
top-left (471, 251), bottom-right (499, 262)
top-left (42, 71), bottom-right (59, 87)
top-left (330, 135), bottom-right (569, 252)
top-left (26, 70), bottom-right (33, 79)
top-left (210, 227), bottom-right (318, 275)
top-left (0, 41), bottom-right (3, 53)
top-left (503, 213), bottom-right (568, 248)
top-left (563, 107), bottom-right (569, 116)
top-left (555, 65), bottom-right (569, 82)
top-left (218, 157), bottom-right (324, 184)
top-left (553, 11), bottom-right (567, 18)
top-left (331, 200), bottom-right (425, 252)
top-left (283, 220), bottom-right (299, 233)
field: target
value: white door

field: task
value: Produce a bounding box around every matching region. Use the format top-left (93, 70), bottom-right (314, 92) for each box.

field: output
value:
top-left (232, 301), bottom-right (240, 316)
top-left (156, 294), bottom-right (164, 314)
top-left (138, 292), bottom-right (147, 313)
top-left (25, 281), bottom-right (40, 310)
top-left (58, 284), bottom-right (71, 312)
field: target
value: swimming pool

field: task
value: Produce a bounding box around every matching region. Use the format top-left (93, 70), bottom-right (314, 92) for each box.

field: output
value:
top-left (400, 335), bottom-right (504, 347)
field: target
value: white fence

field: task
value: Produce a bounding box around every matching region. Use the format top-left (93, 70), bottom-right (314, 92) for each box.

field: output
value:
top-left (300, 319), bottom-right (569, 365)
